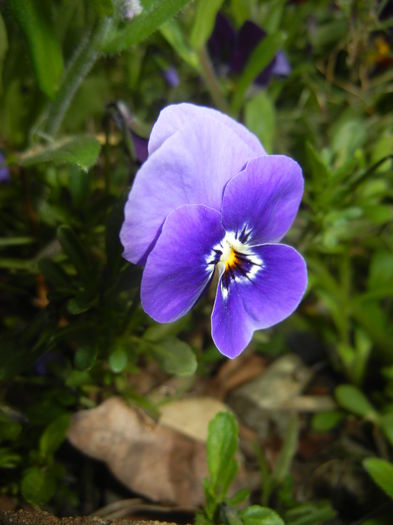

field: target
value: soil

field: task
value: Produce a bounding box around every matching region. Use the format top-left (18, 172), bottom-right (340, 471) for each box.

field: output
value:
top-left (0, 509), bottom-right (181, 525)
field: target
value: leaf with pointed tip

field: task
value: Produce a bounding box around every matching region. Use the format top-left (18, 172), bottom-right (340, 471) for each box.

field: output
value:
top-left (19, 136), bottom-right (101, 172)
top-left (9, 0), bottom-right (63, 98)
top-left (102, 0), bottom-right (192, 53)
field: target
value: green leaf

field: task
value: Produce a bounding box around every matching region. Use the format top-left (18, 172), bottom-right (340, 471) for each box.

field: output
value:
top-left (151, 337), bottom-right (197, 376)
top-left (244, 91), bottom-right (276, 153)
top-left (231, 32), bottom-right (285, 115)
top-left (0, 415), bottom-right (22, 442)
top-left (363, 458), bottom-right (393, 500)
top-left (230, 0), bottom-right (248, 26)
top-left (380, 412), bottom-right (393, 448)
top-left (311, 410), bottom-right (344, 432)
top-left (190, 0), bottom-right (224, 50)
top-left (0, 448), bottom-right (21, 469)
top-left (284, 501), bottom-right (336, 525)
top-left (273, 414), bottom-right (299, 484)
top-left (21, 466), bottom-right (56, 505)
top-left (207, 412), bottom-right (238, 493)
top-left (305, 141), bottom-right (331, 192)
top-left (0, 237), bottom-right (34, 248)
top-left (144, 318), bottom-right (188, 342)
top-left (194, 513), bottom-right (214, 525)
top-left (102, 0), bottom-right (193, 53)
top-left (330, 114), bottom-right (366, 166)
top-left (109, 346), bottom-right (128, 373)
top-left (57, 225), bottom-right (90, 282)
top-left (224, 508), bottom-right (243, 525)
top-left (19, 135), bottom-right (101, 172)
top-left (240, 505), bottom-right (285, 525)
top-left (0, 11), bottom-right (8, 96)
top-left (69, 166), bottom-right (91, 209)
top-left (40, 413), bottom-right (71, 458)
top-left (67, 288), bottom-right (97, 314)
top-left (264, 0), bottom-right (286, 33)
top-left (371, 134), bottom-right (393, 172)
top-left (74, 346), bottom-right (97, 371)
top-left (91, 0), bottom-right (114, 17)
top-left (309, 18), bottom-right (347, 53)
top-left (38, 258), bottom-right (71, 291)
top-left (335, 384), bottom-right (379, 421)
top-left (226, 487), bottom-right (250, 505)
top-left (160, 19), bottom-right (198, 69)
top-left (9, 0), bottom-right (63, 98)
top-left (0, 257), bottom-right (38, 272)
top-left (368, 252), bottom-right (393, 291)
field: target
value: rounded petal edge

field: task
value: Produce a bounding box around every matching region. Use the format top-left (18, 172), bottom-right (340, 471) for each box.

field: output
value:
top-left (211, 243), bottom-right (307, 358)
top-left (141, 204), bottom-right (225, 323)
top-left (148, 102), bottom-right (266, 157)
top-left (221, 155), bottom-right (304, 245)
top-left (121, 114), bottom-right (257, 265)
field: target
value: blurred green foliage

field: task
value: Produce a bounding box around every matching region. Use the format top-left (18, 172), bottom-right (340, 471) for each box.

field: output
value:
top-left (0, 0), bottom-right (393, 522)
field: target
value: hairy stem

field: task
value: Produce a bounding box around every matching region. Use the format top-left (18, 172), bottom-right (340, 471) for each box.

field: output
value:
top-left (44, 17), bottom-right (112, 138)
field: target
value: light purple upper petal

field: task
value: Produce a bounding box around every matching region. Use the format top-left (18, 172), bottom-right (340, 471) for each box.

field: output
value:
top-left (221, 155), bottom-right (304, 244)
top-left (141, 204), bottom-right (225, 323)
top-left (211, 243), bottom-right (307, 358)
top-left (120, 113), bottom-right (258, 265)
top-left (148, 103), bottom-right (265, 157)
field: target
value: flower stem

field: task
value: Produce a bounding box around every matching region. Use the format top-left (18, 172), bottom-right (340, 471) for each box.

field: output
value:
top-left (44, 17), bottom-right (112, 138)
top-left (197, 46), bottom-right (229, 113)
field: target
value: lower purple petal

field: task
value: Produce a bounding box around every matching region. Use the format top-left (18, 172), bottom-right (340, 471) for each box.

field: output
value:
top-left (141, 205), bottom-right (225, 323)
top-left (211, 243), bottom-right (307, 358)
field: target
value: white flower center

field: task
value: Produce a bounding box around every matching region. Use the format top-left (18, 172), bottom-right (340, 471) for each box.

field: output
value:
top-left (206, 230), bottom-right (264, 300)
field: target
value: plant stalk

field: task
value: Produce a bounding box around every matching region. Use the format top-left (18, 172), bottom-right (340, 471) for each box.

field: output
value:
top-left (197, 46), bottom-right (229, 113)
top-left (44, 18), bottom-right (112, 138)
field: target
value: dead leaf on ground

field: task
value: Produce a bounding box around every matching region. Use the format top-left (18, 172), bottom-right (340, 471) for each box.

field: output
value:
top-left (67, 398), bottom-right (207, 507)
top-left (159, 397), bottom-right (230, 442)
top-left (209, 353), bottom-right (266, 398)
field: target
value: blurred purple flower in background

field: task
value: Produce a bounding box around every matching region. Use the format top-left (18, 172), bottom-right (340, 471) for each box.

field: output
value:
top-left (208, 14), bottom-right (291, 87)
top-left (0, 151), bottom-right (10, 183)
top-left (120, 104), bottom-right (307, 358)
top-left (130, 131), bottom-right (148, 163)
top-left (162, 66), bottom-right (180, 88)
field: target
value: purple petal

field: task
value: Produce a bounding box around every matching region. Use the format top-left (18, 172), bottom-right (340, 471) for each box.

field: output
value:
top-left (130, 131), bottom-right (148, 163)
top-left (0, 151), bottom-right (10, 183)
top-left (254, 59), bottom-right (275, 87)
top-left (231, 21), bottom-right (267, 74)
top-left (208, 13), bottom-right (236, 68)
top-left (162, 66), bottom-right (180, 87)
top-left (211, 243), bottom-right (307, 358)
top-left (141, 204), bottom-right (225, 323)
top-left (231, 20), bottom-right (275, 86)
top-left (148, 103), bottom-right (265, 157)
top-left (272, 51), bottom-right (291, 77)
top-left (221, 155), bottom-right (304, 244)
top-left (121, 112), bottom-right (260, 265)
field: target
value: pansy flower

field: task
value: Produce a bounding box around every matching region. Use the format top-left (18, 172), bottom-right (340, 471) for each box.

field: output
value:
top-left (208, 14), bottom-right (291, 87)
top-left (120, 103), bottom-right (307, 358)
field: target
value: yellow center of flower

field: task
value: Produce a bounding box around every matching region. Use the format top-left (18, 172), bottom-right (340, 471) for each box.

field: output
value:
top-left (224, 247), bottom-right (238, 270)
